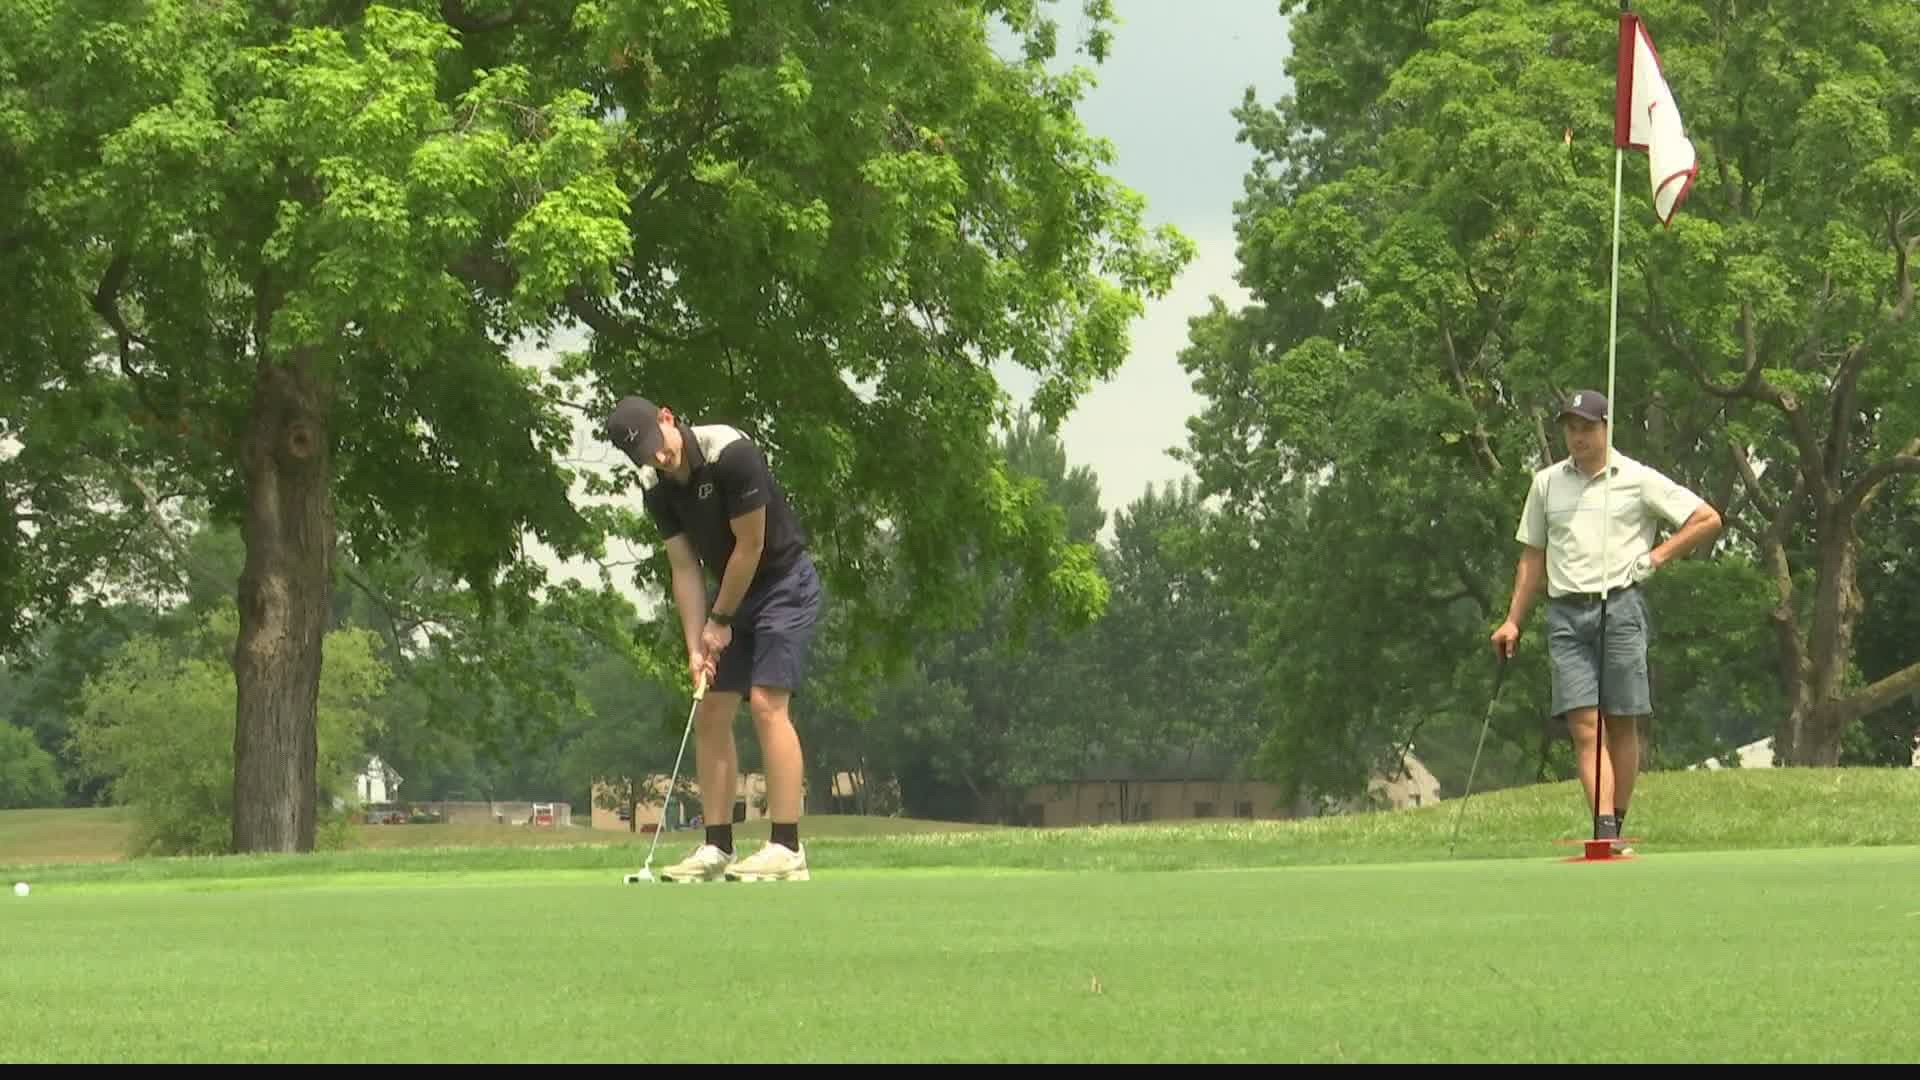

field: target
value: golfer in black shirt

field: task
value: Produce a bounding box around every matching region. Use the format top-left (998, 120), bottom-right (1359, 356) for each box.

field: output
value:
top-left (606, 395), bottom-right (825, 882)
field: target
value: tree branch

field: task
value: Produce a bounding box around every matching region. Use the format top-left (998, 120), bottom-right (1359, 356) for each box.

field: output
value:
top-left (1440, 324), bottom-right (1502, 474)
top-left (453, 249), bottom-right (515, 295)
top-left (339, 561), bottom-right (418, 667)
top-left (1838, 442), bottom-right (1920, 523)
top-left (90, 253), bottom-right (151, 374)
top-left (564, 286), bottom-right (719, 348)
top-left (89, 252), bottom-right (203, 435)
top-left (1792, 271), bottom-right (1836, 371)
top-left (1638, 302), bottom-right (1754, 406)
top-left (1837, 658), bottom-right (1920, 727)
top-left (1823, 217), bottom-right (1918, 482)
top-left (1451, 554), bottom-right (1489, 615)
top-left (439, 0), bottom-right (532, 33)
top-left (1729, 439), bottom-right (1808, 703)
top-left (632, 114), bottom-right (738, 212)
top-left (108, 462), bottom-right (223, 590)
top-left (449, 250), bottom-right (718, 348)
top-left (1891, 209), bottom-right (1915, 323)
top-left (1771, 385), bottom-right (1832, 510)
top-left (531, 388), bottom-right (594, 416)
top-left (1726, 440), bottom-right (1780, 521)
top-left (1825, 339), bottom-right (1870, 487)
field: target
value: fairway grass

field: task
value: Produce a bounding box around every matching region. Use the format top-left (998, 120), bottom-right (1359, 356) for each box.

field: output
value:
top-left (4, 767), bottom-right (1915, 888)
top-left (4, 770), bottom-right (1918, 1062)
top-left (4, 846), bottom-right (1917, 1062)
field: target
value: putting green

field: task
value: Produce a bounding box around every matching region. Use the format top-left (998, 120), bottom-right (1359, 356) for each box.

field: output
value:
top-left (4, 845), bottom-right (1915, 1062)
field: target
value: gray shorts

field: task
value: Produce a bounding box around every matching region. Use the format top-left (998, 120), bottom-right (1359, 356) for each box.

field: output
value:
top-left (1546, 585), bottom-right (1652, 719)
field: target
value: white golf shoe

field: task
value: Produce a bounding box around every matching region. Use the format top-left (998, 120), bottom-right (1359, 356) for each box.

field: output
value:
top-left (657, 843), bottom-right (736, 883)
top-left (724, 842), bottom-right (810, 882)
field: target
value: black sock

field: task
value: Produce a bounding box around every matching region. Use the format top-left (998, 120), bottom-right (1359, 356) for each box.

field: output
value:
top-left (771, 822), bottom-right (800, 851)
top-left (1616, 808), bottom-right (1627, 829)
top-left (706, 824), bottom-right (734, 855)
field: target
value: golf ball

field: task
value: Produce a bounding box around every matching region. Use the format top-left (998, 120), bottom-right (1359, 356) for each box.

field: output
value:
top-left (12, 882), bottom-right (26, 897)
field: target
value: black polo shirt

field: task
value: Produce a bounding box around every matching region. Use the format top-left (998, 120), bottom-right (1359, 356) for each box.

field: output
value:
top-left (639, 423), bottom-right (809, 592)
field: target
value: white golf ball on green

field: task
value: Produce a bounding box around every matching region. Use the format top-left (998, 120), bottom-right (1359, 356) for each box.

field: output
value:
top-left (12, 881), bottom-right (26, 897)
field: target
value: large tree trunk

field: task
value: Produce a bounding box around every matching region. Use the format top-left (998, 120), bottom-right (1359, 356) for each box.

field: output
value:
top-left (1766, 487), bottom-right (1920, 765)
top-left (1777, 515), bottom-right (1860, 766)
top-left (231, 360), bottom-right (334, 853)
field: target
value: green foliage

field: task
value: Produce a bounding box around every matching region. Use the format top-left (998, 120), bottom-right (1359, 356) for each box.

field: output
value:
top-left (0, 723), bottom-right (61, 809)
top-left (791, 417), bottom-right (1264, 822)
top-left (3, 1), bottom-right (1189, 842)
top-left (68, 608), bottom-right (391, 855)
top-left (1847, 484), bottom-right (1920, 765)
top-left (561, 655), bottom-right (690, 827)
top-left (1184, 0), bottom-right (1920, 791)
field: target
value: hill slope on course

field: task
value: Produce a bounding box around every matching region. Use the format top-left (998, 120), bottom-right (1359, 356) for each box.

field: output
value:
top-left (4, 767), bottom-right (1913, 887)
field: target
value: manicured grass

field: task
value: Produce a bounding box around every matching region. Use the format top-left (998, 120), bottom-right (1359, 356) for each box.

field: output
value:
top-left (0, 807), bottom-right (133, 863)
top-left (5, 771), bottom-right (1915, 1061)
top-left (0, 811), bottom-right (994, 878)
top-left (5, 768), bottom-right (1914, 887)
top-left (4, 845), bottom-right (1916, 1062)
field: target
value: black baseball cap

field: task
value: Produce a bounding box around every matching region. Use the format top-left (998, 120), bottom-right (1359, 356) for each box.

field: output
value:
top-left (605, 396), bottom-right (668, 466)
top-left (1558, 389), bottom-right (1609, 423)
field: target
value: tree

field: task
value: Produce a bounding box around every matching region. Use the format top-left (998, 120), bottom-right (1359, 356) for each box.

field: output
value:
top-left (1180, 0), bottom-right (1920, 792)
top-left (1847, 482), bottom-right (1920, 764)
top-left (2, 1), bottom-right (1188, 850)
top-left (1091, 479), bottom-right (1264, 777)
top-left (787, 412), bottom-right (1112, 821)
top-left (0, 612), bottom-right (153, 807)
top-left (68, 606), bottom-right (390, 855)
top-left (876, 412), bottom-right (1113, 820)
top-left (0, 722), bottom-right (62, 809)
top-left (0, 500), bottom-right (252, 806)
top-left (563, 658), bottom-right (690, 832)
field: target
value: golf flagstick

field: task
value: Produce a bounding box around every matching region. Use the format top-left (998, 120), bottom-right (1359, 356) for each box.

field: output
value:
top-left (627, 670), bottom-right (709, 884)
top-left (1596, 0), bottom-right (1630, 847)
top-left (1576, 1), bottom-right (1695, 856)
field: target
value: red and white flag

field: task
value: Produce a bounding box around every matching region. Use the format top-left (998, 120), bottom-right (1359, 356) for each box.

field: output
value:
top-left (1615, 12), bottom-right (1698, 226)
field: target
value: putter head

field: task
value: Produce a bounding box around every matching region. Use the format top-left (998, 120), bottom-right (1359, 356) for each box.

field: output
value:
top-left (624, 868), bottom-right (654, 884)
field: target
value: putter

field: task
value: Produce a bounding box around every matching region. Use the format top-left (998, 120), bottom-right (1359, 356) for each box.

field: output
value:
top-left (1449, 653), bottom-right (1510, 857)
top-left (625, 671), bottom-right (708, 884)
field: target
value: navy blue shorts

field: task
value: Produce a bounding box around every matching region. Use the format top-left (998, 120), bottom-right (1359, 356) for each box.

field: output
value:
top-left (709, 554), bottom-right (825, 696)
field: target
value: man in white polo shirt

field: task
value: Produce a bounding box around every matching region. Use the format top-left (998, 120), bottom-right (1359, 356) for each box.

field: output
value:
top-left (1490, 390), bottom-right (1722, 849)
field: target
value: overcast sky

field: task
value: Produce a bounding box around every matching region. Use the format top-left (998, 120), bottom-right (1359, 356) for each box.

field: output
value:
top-left (991, 1), bottom-right (1292, 524)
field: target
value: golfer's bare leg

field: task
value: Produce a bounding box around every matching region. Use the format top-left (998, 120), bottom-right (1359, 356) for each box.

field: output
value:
top-left (1607, 714), bottom-right (1641, 816)
top-left (696, 691), bottom-right (740, 833)
top-left (1567, 708), bottom-right (1614, 817)
top-left (749, 686), bottom-right (804, 823)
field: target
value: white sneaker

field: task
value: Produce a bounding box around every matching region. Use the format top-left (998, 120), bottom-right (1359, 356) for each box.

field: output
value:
top-left (725, 842), bottom-right (810, 882)
top-left (657, 843), bottom-right (736, 883)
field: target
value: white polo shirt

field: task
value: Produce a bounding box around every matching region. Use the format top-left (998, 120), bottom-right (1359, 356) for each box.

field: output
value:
top-left (1516, 450), bottom-right (1703, 597)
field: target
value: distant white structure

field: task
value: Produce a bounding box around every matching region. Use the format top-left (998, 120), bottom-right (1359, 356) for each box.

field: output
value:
top-left (1693, 736), bottom-right (1920, 770)
top-left (354, 756), bottom-right (403, 804)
